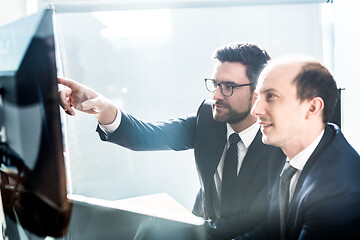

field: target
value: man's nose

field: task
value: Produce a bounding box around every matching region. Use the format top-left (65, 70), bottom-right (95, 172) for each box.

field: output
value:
top-left (251, 97), bottom-right (264, 117)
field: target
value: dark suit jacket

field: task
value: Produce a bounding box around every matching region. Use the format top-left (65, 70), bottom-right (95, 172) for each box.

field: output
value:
top-left (239, 124), bottom-right (360, 240)
top-left (96, 100), bottom-right (283, 239)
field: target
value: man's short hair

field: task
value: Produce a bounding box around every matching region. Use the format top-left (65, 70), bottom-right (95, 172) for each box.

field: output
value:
top-left (213, 42), bottom-right (271, 91)
top-left (293, 61), bottom-right (338, 124)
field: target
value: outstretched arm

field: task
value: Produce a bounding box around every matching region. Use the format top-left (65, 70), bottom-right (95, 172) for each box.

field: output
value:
top-left (58, 77), bottom-right (118, 125)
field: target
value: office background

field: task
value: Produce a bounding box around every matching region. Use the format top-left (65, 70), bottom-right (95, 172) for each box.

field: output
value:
top-left (1, 0), bottom-right (359, 211)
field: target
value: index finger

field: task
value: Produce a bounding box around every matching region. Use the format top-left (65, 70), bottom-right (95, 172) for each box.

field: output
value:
top-left (58, 77), bottom-right (80, 90)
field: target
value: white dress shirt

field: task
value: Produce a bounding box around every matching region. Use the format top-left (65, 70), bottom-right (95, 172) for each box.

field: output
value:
top-left (287, 129), bottom-right (325, 202)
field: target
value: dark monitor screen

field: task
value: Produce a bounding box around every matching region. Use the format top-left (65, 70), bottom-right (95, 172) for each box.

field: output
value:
top-left (0, 9), bottom-right (71, 237)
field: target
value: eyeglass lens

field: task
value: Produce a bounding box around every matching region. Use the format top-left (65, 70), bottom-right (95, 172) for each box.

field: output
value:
top-left (206, 79), bottom-right (233, 96)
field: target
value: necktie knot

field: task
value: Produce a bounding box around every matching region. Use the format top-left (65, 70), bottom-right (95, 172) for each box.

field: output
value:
top-left (229, 133), bottom-right (240, 145)
top-left (280, 162), bottom-right (297, 181)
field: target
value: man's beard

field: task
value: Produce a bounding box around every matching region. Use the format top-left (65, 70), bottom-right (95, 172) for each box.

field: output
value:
top-left (212, 100), bottom-right (252, 124)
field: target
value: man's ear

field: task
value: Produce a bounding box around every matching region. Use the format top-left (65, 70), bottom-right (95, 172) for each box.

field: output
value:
top-left (306, 97), bottom-right (324, 119)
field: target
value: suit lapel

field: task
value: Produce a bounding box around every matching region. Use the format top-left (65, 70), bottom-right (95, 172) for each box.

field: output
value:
top-left (287, 125), bottom-right (335, 220)
top-left (199, 120), bottom-right (227, 180)
top-left (196, 118), bottom-right (226, 218)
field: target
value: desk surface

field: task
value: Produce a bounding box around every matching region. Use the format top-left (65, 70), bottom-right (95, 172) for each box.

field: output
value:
top-left (58, 194), bottom-right (205, 240)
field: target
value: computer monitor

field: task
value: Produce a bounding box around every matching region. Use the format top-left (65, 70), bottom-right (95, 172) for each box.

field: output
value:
top-left (0, 9), bottom-right (71, 237)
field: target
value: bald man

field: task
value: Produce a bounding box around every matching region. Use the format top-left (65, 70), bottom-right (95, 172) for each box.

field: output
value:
top-left (237, 56), bottom-right (360, 240)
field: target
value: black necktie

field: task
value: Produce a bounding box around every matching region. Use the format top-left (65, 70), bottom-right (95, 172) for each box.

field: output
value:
top-left (221, 133), bottom-right (241, 218)
top-left (279, 161), bottom-right (297, 240)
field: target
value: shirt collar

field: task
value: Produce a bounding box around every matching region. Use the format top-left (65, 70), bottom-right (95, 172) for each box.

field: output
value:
top-left (288, 129), bottom-right (325, 171)
top-left (226, 122), bottom-right (260, 148)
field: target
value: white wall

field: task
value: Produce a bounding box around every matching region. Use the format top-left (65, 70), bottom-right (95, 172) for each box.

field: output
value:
top-left (0, 0), bottom-right (27, 26)
top-left (0, 0), bottom-right (49, 26)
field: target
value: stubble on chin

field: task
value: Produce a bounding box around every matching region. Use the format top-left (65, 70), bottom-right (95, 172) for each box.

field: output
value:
top-left (212, 101), bottom-right (228, 122)
top-left (213, 111), bottom-right (226, 122)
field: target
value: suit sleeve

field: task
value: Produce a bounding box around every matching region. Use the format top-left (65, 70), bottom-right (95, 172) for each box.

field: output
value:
top-left (96, 108), bottom-right (198, 151)
top-left (231, 199), bottom-right (273, 240)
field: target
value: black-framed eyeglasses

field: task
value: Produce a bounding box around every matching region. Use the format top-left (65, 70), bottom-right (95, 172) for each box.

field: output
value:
top-left (204, 78), bottom-right (254, 97)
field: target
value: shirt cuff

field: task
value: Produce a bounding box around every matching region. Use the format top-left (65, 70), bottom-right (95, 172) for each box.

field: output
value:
top-left (98, 108), bottom-right (122, 134)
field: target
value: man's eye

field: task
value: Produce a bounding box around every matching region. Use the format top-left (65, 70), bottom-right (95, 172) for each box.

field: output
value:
top-left (223, 84), bottom-right (232, 91)
top-left (266, 93), bottom-right (274, 101)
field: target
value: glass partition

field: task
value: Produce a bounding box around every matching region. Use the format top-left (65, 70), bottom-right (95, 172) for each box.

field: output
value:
top-left (55, 3), bottom-right (327, 209)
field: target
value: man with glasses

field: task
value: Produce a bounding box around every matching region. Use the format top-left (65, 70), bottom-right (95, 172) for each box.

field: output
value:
top-left (58, 42), bottom-right (283, 239)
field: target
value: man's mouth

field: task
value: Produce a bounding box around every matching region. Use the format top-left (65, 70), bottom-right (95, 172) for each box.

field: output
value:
top-left (214, 104), bottom-right (226, 109)
top-left (259, 121), bottom-right (273, 131)
top-left (213, 101), bottom-right (229, 110)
